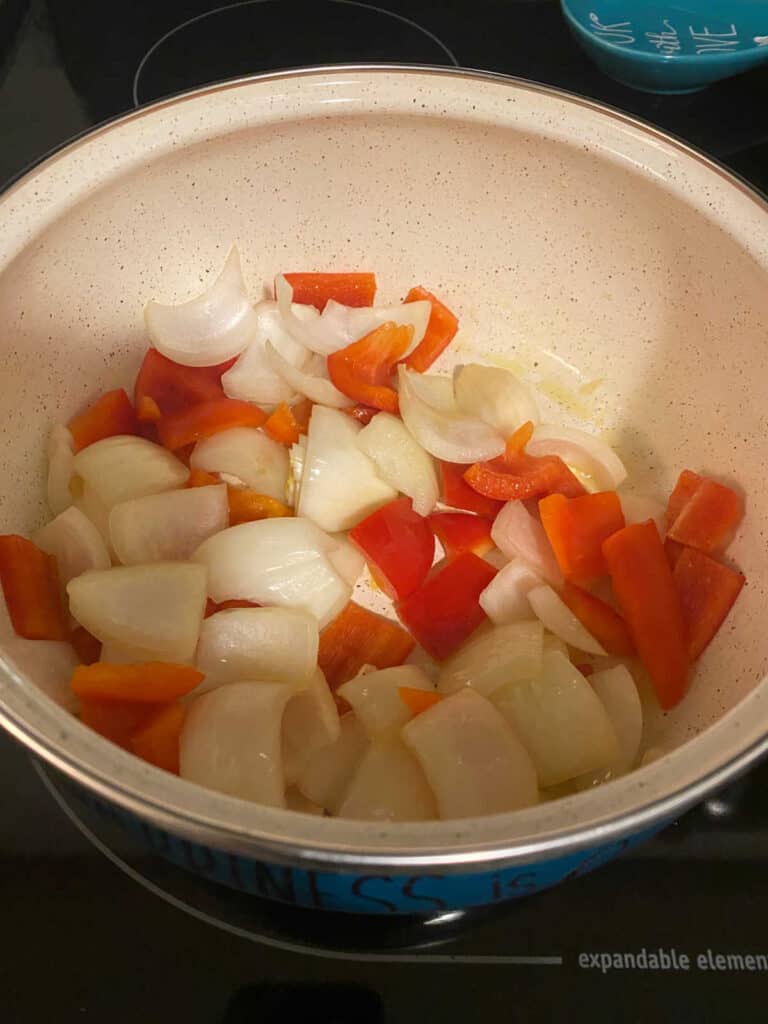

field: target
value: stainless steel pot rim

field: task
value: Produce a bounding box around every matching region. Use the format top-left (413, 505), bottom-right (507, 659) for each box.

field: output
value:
top-left (2, 63), bottom-right (767, 873)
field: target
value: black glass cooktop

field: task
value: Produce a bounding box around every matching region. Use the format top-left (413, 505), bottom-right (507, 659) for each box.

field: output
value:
top-left (2, 2), bottom-right (768, 1020)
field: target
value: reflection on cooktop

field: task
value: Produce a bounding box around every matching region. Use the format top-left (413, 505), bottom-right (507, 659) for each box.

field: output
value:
top-left (133, 0), bottom-right (458, 106)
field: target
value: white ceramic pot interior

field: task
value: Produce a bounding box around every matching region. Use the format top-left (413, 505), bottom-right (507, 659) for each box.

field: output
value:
top-left (1, 67), bottom-right (767, 869)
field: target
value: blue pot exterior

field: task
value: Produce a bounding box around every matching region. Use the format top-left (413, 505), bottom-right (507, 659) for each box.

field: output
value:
top-left (62, 777), bottom-right (666, 914)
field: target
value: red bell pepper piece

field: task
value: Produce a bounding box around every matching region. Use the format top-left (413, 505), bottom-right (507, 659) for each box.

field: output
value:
top-left (396, 552), bottom-right (497, 660)
top-left (666, 469), bottom-right (703, 528)
top-left (665, 538), bottom-right (685, 569)
top-left (318, 602), bottom-right (415, 690)
top-left (263, 399), bottom-right (312, 446)
top-left (667, 476), bottom-right (744, 555)
top-left (0, 535), bottom-right (69, 641)
top-left (402, 286), bottom-right (459, 373)
top-left (327, 322), bottom-right (414, 413)
top-left (130, 702), bottom-right (187, 774)
top-left (343, 404), bottom-right (379, 427)
top-left (68, 388), bottom-right (139, 452)
top-left (427, 511), bottom-right (494, 558)
top-left (539, 491), bottom-right (625, 583)
top-left (465, 425), bottom-right (586, 503)
top-left (398, 688), bottom-right (442, 716)
top-left (79, 698), bottom-right (160, 751)
top-left (438, 461), bottom-right (503, 518)
top-left (603, 521), bottom-right (690, 710)
top-left (134, 348), bottom-right (235, 417)
top-left (280, 272), bottom-right (376, 310)
top-left (673, 546), bottom-right (745, 660)
top-left (575, 663), bottom-right (594, 677)
top-left (349, 498), bottom-right (435, 601)
top-left (204, 597), bottom-right (261, 618)
top-left (70, 627), bottom-right (102, 665)
top-left (157, 397), bottom-right (267, 450)
top-left (560, 581), bottom-right (635, 656)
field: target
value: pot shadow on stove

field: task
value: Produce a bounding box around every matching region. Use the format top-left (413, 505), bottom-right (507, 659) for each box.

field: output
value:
top-left (222, 982), bottom-right (384, 1023)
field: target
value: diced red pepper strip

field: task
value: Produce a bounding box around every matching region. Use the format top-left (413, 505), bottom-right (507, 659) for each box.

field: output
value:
top-left (665, 538), bottom-right (685, 569)
top-left (318, 602), bottom-right (415, 690)
top-left (281, 272), bottom-right (376, 310)
top-left (71, 662), bottom-right (204, 702)
top-left (539, 491), bottom-right (625, 584)
top-left (157, 397), bottom-right (267, 450)
top-left (130, 702), bottom-right (187, 775)
top-left (667, 477), bottom-right (744, 555)
top-left (80, 698), bottom-right (161, 751)
top-left (673, 546), bottom-right (745, 660)
top-left (402, 286), bottom-right (459, 373)
top-left (70, 627), bottom-right (102, 665)
top-left (560, 582), bottom-right (635, 656)
top-left (327, 322), bottom-right (414, 413)
top-left (396, 552), bottom-right (497, 660)
top-left (134, 348), bottom-right (235, 417)
top-left (0, 535), bottom-right (69, 641)
top-left (68, 389), bottom-right (139, 452)
top-left (666, 470), bottom-right (703, 528)
top-left (438, 461), bottom-right (503, 518)
top-left (465, 425), bottom-right (586, 502)
top-left (398, 688), bottom-right (442, 716)
top-left (349, 498), bottom-right (435, 601)
top-left (603, 521), bottom-right (690, 710)
top-left (575, 664), bottom-right (594, 677)
top-left (427, 511), bottom-right (494, 558)
top-left (343, 404), bottom-right (379, 427)
top-left (204, 598), bottom-right (260, 618)
top-left (264, 399), bottom-right (313, 446)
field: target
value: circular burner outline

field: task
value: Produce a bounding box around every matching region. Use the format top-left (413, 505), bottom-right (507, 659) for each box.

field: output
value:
top-left (132, 0), bottom-right (459, 107)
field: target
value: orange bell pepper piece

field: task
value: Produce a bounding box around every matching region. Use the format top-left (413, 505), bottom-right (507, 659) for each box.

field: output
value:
top-left (68, 388), bottom-right (139, 452)
top-left (157, 397), bottom-right (267, 450)
top-left (0, 535), bottom-right (69, 641)
top-left (539, 491), bottom-right (625, 583)
top-left (402, 286), bottom-right (459, 373)
top-left (396, 552), bottom-right (497, 660)
top-left (438, 461), bottom-right (503, 518)
top-left (263, 399), bottom-right (313, 446)
top-left (560, 581), bottom-right (635, 656)
top-left (134, 348), bottom-right (235, 417)
top-left (130, 702), bottom-right (187, 774)
top-left (80, 698), bottom-right (160, 750)
top-left (281, 272), bottom-right (376, 310)
top-left (603, 521), bottom-right (690, 710)
top-left (667, 477), bottom-right (744, 555)
top-left (227, 488), bottom-right (293, 525)
top-left (318, 602), bottom-right (415, 690)
top-left (398, 687), bottom-right (442, 716)
top-left (70, 662), bottom-right (204, 702)
top-left (349, 498), bottom-right (435, 601)
top-left (327, 322), bottom-right (414, 413)
top-left (70, 627), bottom-right (103, 665)
top-left (427, 511), bottom-right (494, 558)
top-left (672, 546), bottom-right (745, 660)
top-left (186, 468), bottom-right (220, 487)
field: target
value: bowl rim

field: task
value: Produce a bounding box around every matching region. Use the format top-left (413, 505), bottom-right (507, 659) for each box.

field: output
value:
top-left (2, 62), bottom-right (768, 873)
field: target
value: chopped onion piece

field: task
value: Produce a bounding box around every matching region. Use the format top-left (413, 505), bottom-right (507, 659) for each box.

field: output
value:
top-left (145, 247), bottom-right (258, 367)
top-left (619, 492), bottom-right (666, 535)
top-left (221, 299), bottom-right (316, 406)
top-left (528, 425), bottom-right (627, 491)
top-left (298, 406), bottom-right (397, 532)
top-left (357, 411), bottom-right (439, 517)
top-left (576, 665), bottom-right (643, 785)
top-left (0, 593), bottom-right (79, 711)
top-left (438, 621), bottom-right (544, 698)
top-left (73, 436), bottom-right (189, 511)
top-left (193, 518), bottom-right (350, 628)
top-left (337, 740), bottom-right (437, 821)
top-left (494, 652), bottom-right (618, 787)
top-left (454, 363), bottom-right (539, 434)
top-left (99, 639), bottom-right (181, 664)
top-left (296, 713), bottom-right (368, 812)
top-left (490, 501), bottom-right (563, 588)
top-left (109, 485), bottom-right (228, 565)
top-left (398, 367), bottom-right (506, 464)
top-left (195, 607), bottom-right (318, 692)
top-left (285, 788), bottom-right (324, 815)
top-left (337, 665), bottom-right (434, 737)
top-left (180, 682), bottom-right (292, 805)
top-left (34, 505), bottom-right (111, 587)
top-left (47, 424), bottom-right (75, 515)
top-left (542, 632), bottom-right (569, 658)
top-left (190, 427), bottom-right (289, 502)
top-left (640, 746), bottom-right (666, 767)
top-left (402, 688), bottom-right (539, 818)
top-left (479, 559), bottom-right (542, 624)
top-left (327, 533), bottom-right (365, 587)
top-left (286, 436), bottom-right (307, 507)
top-left (67, 562), bottom-right (207, 661)
top-left (282, 668), bottom-right (341, 784)
top-left (265, 340), bottom-right (353, 408)
top-left (527, 585), bottom-right (606, 655)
